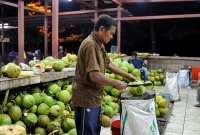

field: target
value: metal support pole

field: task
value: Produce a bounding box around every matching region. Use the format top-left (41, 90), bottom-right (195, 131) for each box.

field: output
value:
top-left (52, 0), bottom-right (59, 58)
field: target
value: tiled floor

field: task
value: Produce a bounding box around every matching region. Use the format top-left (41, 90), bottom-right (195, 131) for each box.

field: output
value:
top-left (100, 86), bottom-right (200, 135)
top-left (164, 86), bottom-right (200, 135)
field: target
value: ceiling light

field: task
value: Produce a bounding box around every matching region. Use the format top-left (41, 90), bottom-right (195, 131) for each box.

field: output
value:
top-left (0, 26), bottom-right (18, 29)
top-left (0, 23), bottom-right (9, 26)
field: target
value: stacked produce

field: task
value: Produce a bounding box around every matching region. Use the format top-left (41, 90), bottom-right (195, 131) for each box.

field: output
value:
top-left (107, 52), bottom-right (127, 59)
top-left (148, 68), bottom-right (165, 86)
top-left (0, 53), bottom-right (78, 79)
top-left (155, 94), bottom-right (169, 117)
top-left (105, 58), bottom-right (142, 82)
top-left (101, 85), bottom-right (121, 127)
top-left (0, 79), bottom-right (77, 135)
top-left (136, 52), bottom-right (160, 57)
top-left (0, 54), bottom-right (166, 131)
top-left (29, 54), bottom-right (77, 73)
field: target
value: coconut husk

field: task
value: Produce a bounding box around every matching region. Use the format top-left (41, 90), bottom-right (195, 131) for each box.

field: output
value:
top-left (34, 63), bottom-right (45, 73)
top-left (0, 125), bottom-right (26, 135)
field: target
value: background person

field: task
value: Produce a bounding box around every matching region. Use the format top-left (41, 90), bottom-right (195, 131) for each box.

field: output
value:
top-left (128, 51), bottom-right (148, 81)
top-left (64, 48), bottom-right (68, 56)
top-left (8, 50), bottom-right (17, 62)
top-left (58, 46), bottom-right (64, 59)
top-left (72, 14), bottom-right (137, 135)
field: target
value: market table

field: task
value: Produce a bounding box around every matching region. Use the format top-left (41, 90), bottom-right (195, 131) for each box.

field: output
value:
top-left (0, 67), bottom-right (75, 91)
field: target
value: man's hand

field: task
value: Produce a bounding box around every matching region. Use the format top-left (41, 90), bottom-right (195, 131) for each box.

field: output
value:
top-left (127, 74), bottom-right (139, 82)
top-left (113, 80), bottom-right (127, 90)
top-left (143, 59), bottom-right (148, 65)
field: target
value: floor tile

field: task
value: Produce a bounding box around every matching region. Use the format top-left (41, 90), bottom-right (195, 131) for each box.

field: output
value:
top-left (184, 121), bottom-right (200, 131)
top-left (164, 132), bottom-right (182, 135)
top-left (172, 105), bottom-right (186, 112)
top-left (100, 127), bottom-right (112, 135)
top-left (185, 114), bottom-right (200, 123)
top-left (169, 115), bottom-right (185, 124)
top-left (165, 123), bottom-right (183, 134)
top-left (171, 109), bottom-right (186, 117)
top-left (185, 107), bottom-right (200, 115)
top-left (173, 101), bottom-right (187, 106)
top-left (183, 129), bottom-right (200, 135)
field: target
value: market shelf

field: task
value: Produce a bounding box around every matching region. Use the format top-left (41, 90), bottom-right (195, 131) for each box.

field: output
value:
top-left (0, 67), bottom-right (75, 91)
top-left (40, 67), bottom-right (75, 83)
top-left (0, 75), bottom-right (40, 91)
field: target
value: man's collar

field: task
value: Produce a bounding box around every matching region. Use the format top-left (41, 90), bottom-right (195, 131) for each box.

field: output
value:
top-left (91, 32), bottom-right (104, 49)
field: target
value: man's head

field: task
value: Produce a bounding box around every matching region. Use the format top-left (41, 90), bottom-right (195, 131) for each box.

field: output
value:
top-left (94, 14), bottom-right (117, 44)
top-left (131, 51), bottom-right (137, 57)
top-left (131, 51), bottom-right (138, 60)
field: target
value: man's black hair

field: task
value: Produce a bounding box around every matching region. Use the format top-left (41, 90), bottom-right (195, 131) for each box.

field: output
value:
top-left (131, 51), bottom-right (137, 56)
top-left (94, 14), bottom-right (117, 31)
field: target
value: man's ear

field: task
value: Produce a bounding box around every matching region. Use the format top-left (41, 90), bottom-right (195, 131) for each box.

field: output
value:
top-left (99, 26), bottom-right (105, 33)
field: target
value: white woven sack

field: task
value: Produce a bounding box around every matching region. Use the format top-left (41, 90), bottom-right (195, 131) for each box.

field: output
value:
top-left (121, 99), bottom-right (159, 135)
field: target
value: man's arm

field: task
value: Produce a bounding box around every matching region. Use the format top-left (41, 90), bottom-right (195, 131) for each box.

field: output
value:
top-left (89, 70), bottom-right (127, 90)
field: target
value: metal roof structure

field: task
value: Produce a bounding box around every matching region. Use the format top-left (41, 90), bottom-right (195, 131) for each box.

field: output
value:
top-left (1, 0), bottom-right (200, 62)
top-left (1, 0), bottom-right (200, 27)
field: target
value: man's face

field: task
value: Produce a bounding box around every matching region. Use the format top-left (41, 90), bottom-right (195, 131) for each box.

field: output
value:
top-left (132, 55), bottom-right (136, 59)
top-left (101, 26), bottom-right (116, 44)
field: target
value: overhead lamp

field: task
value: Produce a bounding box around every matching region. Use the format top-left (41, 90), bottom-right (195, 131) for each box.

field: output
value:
top-left (0, 23), bottom-right (9, 26)
top-left (0, 26), bottom-right (18, 29)
top-left (0, 23), bottom-right (18, 29)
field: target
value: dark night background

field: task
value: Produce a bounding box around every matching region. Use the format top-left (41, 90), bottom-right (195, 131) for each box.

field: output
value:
top-left (1, 0), bottom-right (200, 57)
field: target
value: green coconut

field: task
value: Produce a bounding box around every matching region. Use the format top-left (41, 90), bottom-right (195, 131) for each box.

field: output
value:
top-left (23, 113), bottom-right (37, 128)
top-left (37, 103), bottom-right (50, 115)
top-left (0, 114), bottom-right (12, 125)
top-left (62, 117), bottom-right (76, 131)
top-left (52, 60), bottom-right (65, 71)
top-left (45, 56), bottom-right (55, 62)
top-left (2, 63), bottom-right (21, 78)
top-left (32, 92), bottom-right (43, 105)
top-left (46, 121), bottom-right (61, 134)
top-left (46, 83), bottom-right (61, 96)
top-left (57, 90), bottom-right (71, 104)
top-left (67, 128), bottom-right (77, 135)
top-left (8, 105), bottom-right (22, 122)
top-left (50, 105), bottom-right (62, 117)
top-left (37, 115), bottom-right (50, 128)
top-left (15, 120), bottom-right (26, 128)
top-left (100, 114), bottom-right (111, 127)
top-left (21, 94), bottom-right (36, 108)
top-left (34, 127), bottom-right (46, 135)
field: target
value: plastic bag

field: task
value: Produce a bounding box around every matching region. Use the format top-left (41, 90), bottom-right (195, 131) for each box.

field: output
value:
top-left (165, 72), bottom-right (180, 101)
top-left (178, 69), bottom-right (190, 88)
top-left (121, 99), bottom-right (159, 135)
